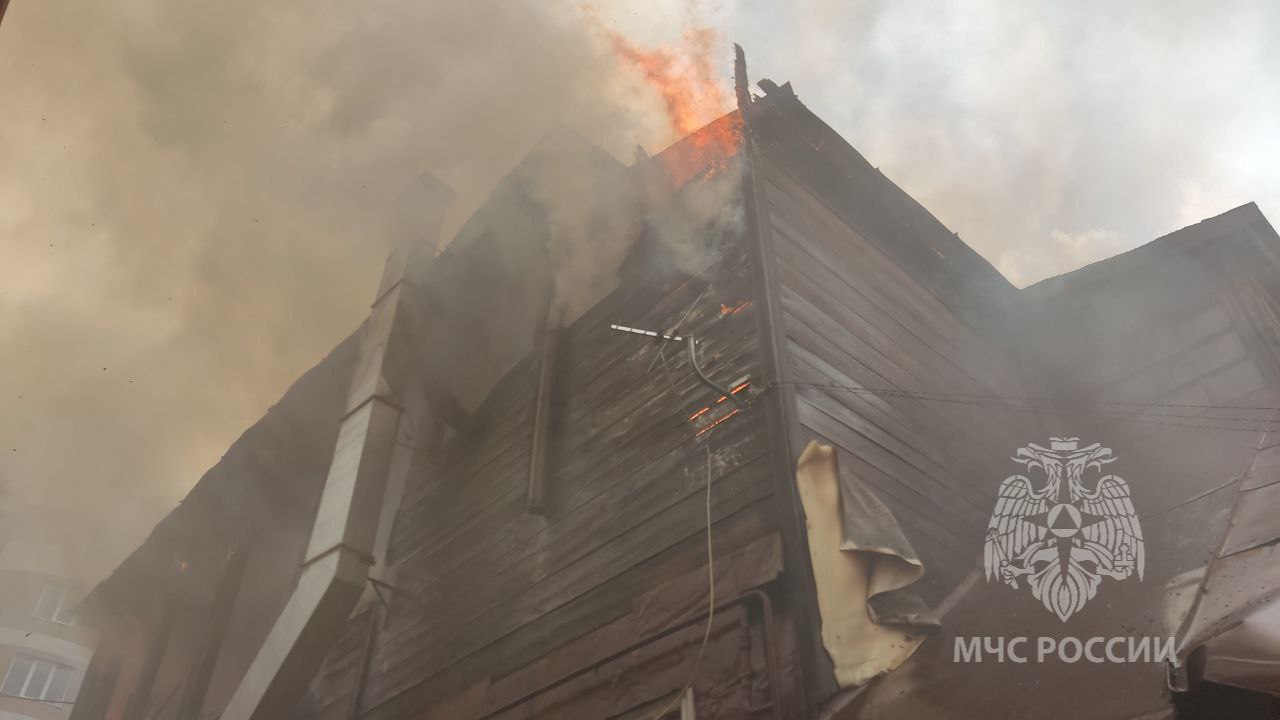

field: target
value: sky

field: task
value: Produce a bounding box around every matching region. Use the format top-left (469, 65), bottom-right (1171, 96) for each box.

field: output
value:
top-left (1, 0), bottom-right (1277, 583)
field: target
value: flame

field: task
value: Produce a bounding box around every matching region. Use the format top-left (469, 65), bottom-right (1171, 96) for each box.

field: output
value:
top-left (587, 10), bottom-right (739, 188)
top-left (654, 112), bottom-right (741, 189)
top-left (602, 25), bottom-right (730, 139)
top-left (720, 300), bottom-right (751, 316)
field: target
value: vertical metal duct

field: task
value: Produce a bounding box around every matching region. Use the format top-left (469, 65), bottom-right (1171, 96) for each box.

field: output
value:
top-left (219, 175), bottom-right (453, 720)
top-left (525, 300), bottom-right (561, 514)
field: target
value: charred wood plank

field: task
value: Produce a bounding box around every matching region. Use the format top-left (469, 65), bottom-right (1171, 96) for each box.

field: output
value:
top-left (380, 417), bottom-right (767, 657)
top-left (386, 337), bottom-right (764, 609)
top-left (361, 501), bottom-right (777, 720)
top-left (390, 323), bottom-right (762, 577)
top-left (366, 454), bottom-right (774, 705)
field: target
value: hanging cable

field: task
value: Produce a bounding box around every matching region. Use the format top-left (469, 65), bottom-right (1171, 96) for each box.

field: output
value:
top-left (779, 381), bottom-right (1280, 414)
top-left (631, 299), bottom-right (721, 719)
top-left (649, 442), bottom-right (716, 720)
top-left (775, 381), bottom-right (1280, 432)
top-left (687, 335), bottom-right (746, 411)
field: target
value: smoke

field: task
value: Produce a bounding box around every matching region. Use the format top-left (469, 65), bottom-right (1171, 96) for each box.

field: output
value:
top-left (5, 0), bottom-right (1277, 586)
top-left (0, 0), bottom-right (727, 583)
top-left (722, 0), bottom-right (1280, 286)
top-left (530, 123), bottom-right (746, 325)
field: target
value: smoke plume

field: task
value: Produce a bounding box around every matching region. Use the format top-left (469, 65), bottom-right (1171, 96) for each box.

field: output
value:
top-left (0, 0), bottom-right (730, 583)
top-left (722, 0), bottom-right (1280, 286)
top-left (3, 0), bottom-right (1278, 587)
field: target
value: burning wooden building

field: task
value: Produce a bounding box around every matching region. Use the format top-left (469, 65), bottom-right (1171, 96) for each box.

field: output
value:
top-left (71, 50), bottom-right (1280, 720)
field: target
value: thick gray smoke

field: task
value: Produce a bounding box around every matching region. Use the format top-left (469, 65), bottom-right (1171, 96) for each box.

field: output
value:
top-left (724, 0), bottom-right (1280, 286)
top-left (0, 0), bottom-right (709, 584)
top-left (3, 0), bottom-right (1277, 586)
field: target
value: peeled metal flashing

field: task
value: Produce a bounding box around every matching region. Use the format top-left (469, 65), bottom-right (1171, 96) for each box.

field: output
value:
top-left (221, 179), bottom-right (453, 720)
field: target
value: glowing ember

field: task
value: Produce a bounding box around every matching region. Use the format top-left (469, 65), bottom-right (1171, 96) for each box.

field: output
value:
top-left (713, 380), bottom-right (751, 404)
top-left (696, 408), bottom-right (740, 437)
top-left (687, 380), bottom-right (750, 435)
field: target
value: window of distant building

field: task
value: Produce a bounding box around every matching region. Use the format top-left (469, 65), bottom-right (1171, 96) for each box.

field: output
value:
top-left (1, 656), bottom-right (74, 703)
top-left (32, 584), bottom-right (76, 625)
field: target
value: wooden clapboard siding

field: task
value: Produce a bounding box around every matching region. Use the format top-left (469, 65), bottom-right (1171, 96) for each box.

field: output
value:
top-left (348, 501), bottom-right (779, 720)
top-left (298, 610), bottom-right (376, 719)
top-left (1023, 213), bottom-right (1280, 575)
top-left (746, 92), bottom-right (1037, 603)
top-left (298, 233), bottom-right (779, 720)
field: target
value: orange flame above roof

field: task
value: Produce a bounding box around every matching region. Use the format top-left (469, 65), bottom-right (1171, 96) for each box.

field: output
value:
top-left (604, 26), bottom-right (731, 139)
top-left (589, 13), bottom-right (740, 188)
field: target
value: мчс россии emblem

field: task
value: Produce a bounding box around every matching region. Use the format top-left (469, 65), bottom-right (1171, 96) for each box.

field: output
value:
top-left (984, 438), bottom-right (1144, 622)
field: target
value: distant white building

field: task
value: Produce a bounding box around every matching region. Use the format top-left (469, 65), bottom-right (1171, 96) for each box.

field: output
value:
top-left (0, 495), bottom-right (95, 720)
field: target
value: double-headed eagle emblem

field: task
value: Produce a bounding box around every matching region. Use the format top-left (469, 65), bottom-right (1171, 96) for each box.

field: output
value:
top-left (984, 438), bottom-right (1144, 622)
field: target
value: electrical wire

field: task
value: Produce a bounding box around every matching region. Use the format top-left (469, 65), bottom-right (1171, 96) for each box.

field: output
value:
top-left (649, 443), bottom-right (716, 720)
top-left (778, 381), bottom-right (1280, 433)
top-left (643, 317), bottom-right (719, 719)
top-left (646, 289), bottom-right (708, 376)
top-left (781, 381), bottom-right (1280, 414)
